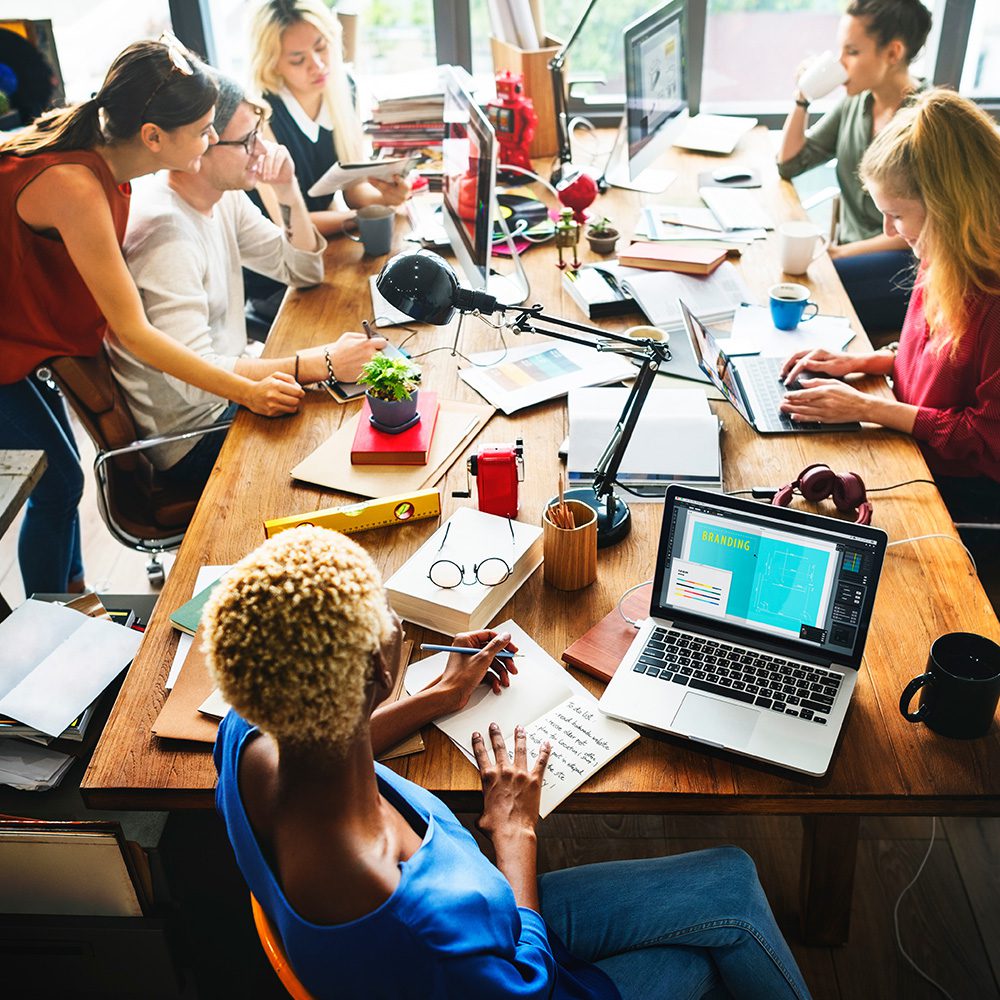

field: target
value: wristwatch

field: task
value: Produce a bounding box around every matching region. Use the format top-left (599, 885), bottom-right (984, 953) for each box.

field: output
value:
top-left (795, 96), bottom-right (810, 110)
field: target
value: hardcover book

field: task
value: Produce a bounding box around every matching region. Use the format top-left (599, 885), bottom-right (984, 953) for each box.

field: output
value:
top-left (351, 392), bottom-right (439, 465)
top-left (617, 242), bottom-right (727, 276)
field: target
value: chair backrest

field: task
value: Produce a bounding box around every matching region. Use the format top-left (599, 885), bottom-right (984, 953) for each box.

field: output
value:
top-left (250, 894), bottom-right (316, 1000)
top-left (43, 352), bottom-right (196, 541)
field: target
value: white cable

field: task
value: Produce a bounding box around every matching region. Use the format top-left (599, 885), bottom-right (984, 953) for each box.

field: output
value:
top-left (893, 817), bottom-right (956, 1000)
top-left (617, 579), bottom-right (653, 626)
top-left (887, 532), bottom-right (977, 574)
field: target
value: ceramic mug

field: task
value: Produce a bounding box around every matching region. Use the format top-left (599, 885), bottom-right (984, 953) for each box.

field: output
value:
top-left (768, 282), bottom-right (819, 330)
top-left (779, 221), bottom-right (829, 276)
top-left (348, 205), bottom-right (396, 256)
top-left (798, 51), bottom-right (848, 102)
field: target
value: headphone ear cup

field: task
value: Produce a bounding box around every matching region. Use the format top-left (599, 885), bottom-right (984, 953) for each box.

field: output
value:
top-left (771, 484), bottom-right (796, 508)
top-left (798, 464), bottom-right (837, 502)
top-left (856, 500), bottom-right (874, 525)
top-left (832, 472), bottom-right (867, 513)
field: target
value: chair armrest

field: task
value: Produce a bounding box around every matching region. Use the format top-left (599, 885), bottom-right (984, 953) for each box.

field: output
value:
top-left (94, 420), bottom-right (234, 470)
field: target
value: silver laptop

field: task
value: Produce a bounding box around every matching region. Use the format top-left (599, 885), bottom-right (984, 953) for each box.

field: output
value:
top-left (678, 299), bottom-right (860, 434)
top-left (599, 486), bottom-right (887, 776)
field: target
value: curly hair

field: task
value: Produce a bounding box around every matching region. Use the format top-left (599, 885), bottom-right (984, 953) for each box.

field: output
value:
top-left (202, 526), bottom-right (392, 749)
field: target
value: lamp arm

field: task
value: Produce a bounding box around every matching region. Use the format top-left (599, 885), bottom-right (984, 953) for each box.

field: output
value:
top-left (506, 304), bottom-right (672, 357)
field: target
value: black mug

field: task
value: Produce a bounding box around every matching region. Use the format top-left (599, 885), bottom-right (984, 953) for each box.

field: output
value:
top-left (899, 632), bottom-right (1000, 739)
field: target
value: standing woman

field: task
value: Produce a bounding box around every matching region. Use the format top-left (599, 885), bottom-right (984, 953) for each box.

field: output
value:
top-left (777, 0), bottom-right (932, 336)
top-left (0, 38), bottom-right (303, 596)
top-left (781, 89), bottom-right (1000, 522)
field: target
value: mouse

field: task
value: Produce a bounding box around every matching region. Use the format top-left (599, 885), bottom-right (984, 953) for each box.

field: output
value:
top-left (711, 166), bottom-right (754, 184)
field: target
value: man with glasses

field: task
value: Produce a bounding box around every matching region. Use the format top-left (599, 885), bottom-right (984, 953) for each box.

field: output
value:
top-left (109, 72), bottom-right (385, 491)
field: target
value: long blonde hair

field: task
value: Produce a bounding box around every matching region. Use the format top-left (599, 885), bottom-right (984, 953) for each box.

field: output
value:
top-left (249, 0), bottom-right (365, 163)
top-left (860, 89), bottom-right (1000, 352)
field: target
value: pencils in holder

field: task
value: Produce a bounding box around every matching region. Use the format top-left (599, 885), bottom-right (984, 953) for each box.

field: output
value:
top-left (547, 473), bottom-right (575, 529)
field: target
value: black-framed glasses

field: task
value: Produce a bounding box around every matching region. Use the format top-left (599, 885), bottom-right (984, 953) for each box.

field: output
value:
top-left (427, 518), bottom-right (515, 589)
top-left (214, 107), bottom-right (265, 156)
top-left (141, 31), bottom-right (194, 123)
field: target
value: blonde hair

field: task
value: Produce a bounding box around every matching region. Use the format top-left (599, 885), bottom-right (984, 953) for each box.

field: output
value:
top-left (203, 526), bottom-right (392, 749)
top-left (249, 0), bottom-right (365, 163)
top-left (861, 89), bottom-right (1000, 352)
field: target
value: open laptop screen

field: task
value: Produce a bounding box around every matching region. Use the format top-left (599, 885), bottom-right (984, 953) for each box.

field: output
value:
top-left (651, 488), bottom-right (886, 667)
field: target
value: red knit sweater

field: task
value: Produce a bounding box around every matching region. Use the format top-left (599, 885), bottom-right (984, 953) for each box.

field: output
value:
top-left (893, 281), bottom-right (1000, 482)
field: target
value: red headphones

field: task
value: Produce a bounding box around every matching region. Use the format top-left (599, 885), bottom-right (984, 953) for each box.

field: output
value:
top-left (771, 464), bottom-right (873, 525)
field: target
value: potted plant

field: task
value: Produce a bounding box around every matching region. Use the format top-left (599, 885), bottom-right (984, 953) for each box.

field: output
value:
top-left (586, 216), bottom-right (619, 255)
top-left (357, 354), bottom-right (422, 433)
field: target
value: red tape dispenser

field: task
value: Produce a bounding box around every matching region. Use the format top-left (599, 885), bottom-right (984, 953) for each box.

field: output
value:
top-left (453, 438), bottom-right (524, 518)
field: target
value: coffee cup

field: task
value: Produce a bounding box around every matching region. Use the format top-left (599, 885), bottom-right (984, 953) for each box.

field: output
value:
top-left (768, 282), bottom-right (819, 330)
top-left (624, 325), bottom-right (669, 344)
top-left (779, 221), bottom-right (829, 276)
top-left (348, 205), bottom-right (396, 256)
top-left (900, 632), bottom-right (1000, 738)
top-left (797, 51), bottom-right (848, 102)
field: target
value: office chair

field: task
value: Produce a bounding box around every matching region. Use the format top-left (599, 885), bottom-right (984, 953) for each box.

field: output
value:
top-left (36, 351), bottom-right (231, 585)
top-left (250, 894), bottom-right (315, 1000)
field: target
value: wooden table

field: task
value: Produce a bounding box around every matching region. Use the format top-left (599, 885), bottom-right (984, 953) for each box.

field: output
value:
top-left (0, 449), bottom-right (46, 616)
top-left (82, 132), bottom-right (1000, 945)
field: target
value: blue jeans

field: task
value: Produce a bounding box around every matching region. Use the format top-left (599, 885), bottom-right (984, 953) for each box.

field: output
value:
top-left (834, 249), bottom-right (915, 335)
top-left (158, 403), bottom-right (238, 493)
top-left (539, 847), bottom-right (812, 1000)
top-left (0, 377), bottom-right (84, 594)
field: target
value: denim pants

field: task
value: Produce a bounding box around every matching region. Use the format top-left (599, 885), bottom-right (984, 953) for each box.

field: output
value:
top-left (0, 376), bottom-right (84, 594)
top-left (539, 847), bottom-right (812, 1000)
top-left (159, 403), bottom-right (239, 493)
top-left (834, 249), bottom-right (915, 336)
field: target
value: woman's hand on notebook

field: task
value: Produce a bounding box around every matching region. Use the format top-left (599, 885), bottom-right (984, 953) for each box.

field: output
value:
top-left (431, 630), bottom-right (519, 710)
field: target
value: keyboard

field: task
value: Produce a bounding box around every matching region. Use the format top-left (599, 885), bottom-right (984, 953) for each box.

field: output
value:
top-left (631, 625), bottom-right (844, 724)
top-left (699, 187), bottom-right (774, 231)
top-left (737, 355), bottom-right (814, 432)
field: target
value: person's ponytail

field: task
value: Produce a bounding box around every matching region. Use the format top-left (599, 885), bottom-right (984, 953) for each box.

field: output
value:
top-left (1, 98), bottom-right (103, 155)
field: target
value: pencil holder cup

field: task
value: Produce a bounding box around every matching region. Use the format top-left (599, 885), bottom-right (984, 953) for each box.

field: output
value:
top-left (543, 500), bottom-right (597, 591)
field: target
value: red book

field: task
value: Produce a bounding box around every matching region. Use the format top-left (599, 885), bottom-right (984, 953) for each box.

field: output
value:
top-left (351, 392), bottom-right (439, 465)
top-left (561, 585), bottom-right (653, 683)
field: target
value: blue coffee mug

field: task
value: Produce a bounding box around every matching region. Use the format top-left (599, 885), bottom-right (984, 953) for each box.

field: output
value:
top-left (769, 283), bottom-right (819, 331)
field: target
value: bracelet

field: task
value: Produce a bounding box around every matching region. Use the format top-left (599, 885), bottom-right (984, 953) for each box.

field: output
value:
top-left (885, 341), bottom-right (900, 355)
top-left (294, 352), bottom-right (300, 384)
top-left (795, 97), bottom-right (810, 109)
top-left (324, 347), bottom-right (336, 384)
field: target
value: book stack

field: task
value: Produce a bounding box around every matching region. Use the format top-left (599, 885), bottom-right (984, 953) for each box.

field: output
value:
top-left (617, 242), bottom-right (728, 276)
top-left (351, 392), bottom-right (439, 466)
top-left (385, 508), bottom-right (543, 634)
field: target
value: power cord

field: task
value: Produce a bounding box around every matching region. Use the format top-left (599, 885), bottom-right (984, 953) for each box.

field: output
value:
top-left (617, 579), bottom-right (653, 627)
top-left (893, 817), bottom-right (956, 1000)
top-left (887, 533), bottom-right (977, 574)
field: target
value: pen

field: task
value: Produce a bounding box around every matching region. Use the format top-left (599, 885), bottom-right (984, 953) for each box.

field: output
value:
top-left (420, 644), bottom-right (522, 659)
top-left (362, 319), bottom-right (376, 339)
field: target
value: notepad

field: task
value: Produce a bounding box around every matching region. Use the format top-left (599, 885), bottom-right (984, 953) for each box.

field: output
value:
top-left (405, 620), bottom-right (639, 817)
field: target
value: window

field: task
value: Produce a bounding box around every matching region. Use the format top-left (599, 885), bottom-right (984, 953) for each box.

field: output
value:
top-left (961, 1), bottom-right (1000, 96)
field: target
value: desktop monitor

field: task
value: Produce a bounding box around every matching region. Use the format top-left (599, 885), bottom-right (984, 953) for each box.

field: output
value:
top-left (624, 0), bottom-right (689, 183)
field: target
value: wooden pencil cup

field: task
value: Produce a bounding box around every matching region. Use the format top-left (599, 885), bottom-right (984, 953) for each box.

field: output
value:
top-left (490, 35), bottom-right (564, 157)
top-left (543, 500), bottom-right (597, 591)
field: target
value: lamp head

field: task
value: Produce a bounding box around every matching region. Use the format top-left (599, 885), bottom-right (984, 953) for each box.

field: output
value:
top-left (375, 250), bottom-right (501, 325)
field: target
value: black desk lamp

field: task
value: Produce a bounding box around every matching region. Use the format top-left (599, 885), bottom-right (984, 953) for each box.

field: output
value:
top-left (375, 250), bottom-right (672, 547)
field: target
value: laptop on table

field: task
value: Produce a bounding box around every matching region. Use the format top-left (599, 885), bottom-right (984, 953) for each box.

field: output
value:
top-left (599, 486), bottom-right (887, 776)
top-left (677, 299), bottom-right (860, 434)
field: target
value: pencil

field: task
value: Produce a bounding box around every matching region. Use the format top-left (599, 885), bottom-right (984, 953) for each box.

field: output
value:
top-left (419, 644), bottom-right (522, 659)
top-left (362, 319), bottom-right (376, 339)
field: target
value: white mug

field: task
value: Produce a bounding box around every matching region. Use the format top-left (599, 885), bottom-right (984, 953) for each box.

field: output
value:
top-left (798, 51), bottom-right (848, 102)
top-left (779, 221), bottom-right (829, 276)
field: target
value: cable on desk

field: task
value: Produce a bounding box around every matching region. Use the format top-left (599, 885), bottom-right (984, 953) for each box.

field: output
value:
top-left (887, 533), bottom-right (977, 575)
top-left (617, 579), bottom-right (653, 627)
top-left (893, 817), bottom-right (955, 1000)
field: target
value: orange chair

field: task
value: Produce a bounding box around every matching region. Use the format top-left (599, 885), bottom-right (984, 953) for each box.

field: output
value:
top-left (250, 894), bottom-right (316, 1000)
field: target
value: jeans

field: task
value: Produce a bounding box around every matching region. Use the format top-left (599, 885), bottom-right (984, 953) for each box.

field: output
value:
top-left (159, 403), bottom-right (239, 493)
top-left (0, 377), bottom-right (84, 594)
top-left (539, 847), bottom-right (812, 1000)
top-left (834, 249), bottom-right (915, 336)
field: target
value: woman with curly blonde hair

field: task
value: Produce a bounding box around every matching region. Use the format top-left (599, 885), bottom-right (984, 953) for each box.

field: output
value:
top-left (207, 526), bottom-right (810, 1000)
top-left (781, 88), bottom-right (1000, 522)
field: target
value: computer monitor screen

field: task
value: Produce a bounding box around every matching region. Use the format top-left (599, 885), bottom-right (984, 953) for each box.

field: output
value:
top-left (442, 68), bottom-right (497, 292)
top-left (624, 0), bottom-right (688, 181)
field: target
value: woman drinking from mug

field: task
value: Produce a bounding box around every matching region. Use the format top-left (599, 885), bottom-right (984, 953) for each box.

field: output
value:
top-left (208, 525), bottom-right (812, 1000)
top-left (781, 89), bottom-right (1000, 524)
top-left (0, 38), bottom-right (303, 596)
top-left (777, 0), bottom-right (932, 336)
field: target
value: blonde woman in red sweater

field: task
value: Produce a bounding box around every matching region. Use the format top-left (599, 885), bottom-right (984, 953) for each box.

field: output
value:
top-left (780, 89), bottom-right (1000, 522)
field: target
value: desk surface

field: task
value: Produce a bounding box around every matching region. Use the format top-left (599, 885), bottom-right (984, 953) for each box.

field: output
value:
top-left (0, 450), bottom-right (46, 539)
top-left (82, 131), bottom-right (1000, 813)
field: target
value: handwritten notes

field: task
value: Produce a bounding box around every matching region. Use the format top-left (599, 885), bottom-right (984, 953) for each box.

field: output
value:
top-left (405, 621), bottom-right (638, 817)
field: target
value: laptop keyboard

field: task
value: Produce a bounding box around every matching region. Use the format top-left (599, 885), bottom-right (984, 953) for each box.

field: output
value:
top-left (631, 626), bottom-right (843, 724)
top-left (737, 356), bottom-right (820, 432)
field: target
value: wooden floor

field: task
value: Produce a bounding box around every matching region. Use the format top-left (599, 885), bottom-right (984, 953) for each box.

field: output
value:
top-left (2, 418), bottom-right (998, 1000)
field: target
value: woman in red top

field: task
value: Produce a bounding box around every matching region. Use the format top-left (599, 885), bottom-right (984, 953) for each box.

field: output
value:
top-left (0, 37), bottom-right (304, 595)
top-left (780, 89), bottom-right (1000, 522)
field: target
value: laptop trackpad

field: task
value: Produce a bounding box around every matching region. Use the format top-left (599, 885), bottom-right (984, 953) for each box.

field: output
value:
top-left (673, 693), bottom-right (759, 749)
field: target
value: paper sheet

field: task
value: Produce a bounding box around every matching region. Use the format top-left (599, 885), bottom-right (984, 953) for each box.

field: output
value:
top-left (724, 303), bottom-right (855, 357)
top-left (165, 565), bottom-right (230, 690)
top-left (0, 738), bottom-right (73, 790)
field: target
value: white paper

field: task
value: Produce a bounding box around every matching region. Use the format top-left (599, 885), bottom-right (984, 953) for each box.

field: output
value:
top-left (459, 341), bottom-right (635, 415)
top-left (198, 689), bottom-right (230, 720)
top-left (725, 303), bottom-right (855, 357)
top-left (0, 738), bottom-right (73, 786)
top-left (508, 0), bottom-right (540, 49)
top-left (673, 114), bottom-right (757, 155)
top-left (405, 620), bottom-right (638, 817)
top-left (307, 156), bottom-right (416, 198)
top-left (0, 616), bottom-right (141, 738)
top-left (0, 601), bottom-right (88, 698)
top-left (165, 565), bottom-right (230, 690)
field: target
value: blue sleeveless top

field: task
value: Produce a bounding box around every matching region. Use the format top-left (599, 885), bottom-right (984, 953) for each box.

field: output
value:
top-left (214, 711), bottom-right (619, 1000)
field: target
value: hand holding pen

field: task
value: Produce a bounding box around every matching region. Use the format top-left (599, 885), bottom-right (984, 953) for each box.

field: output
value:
top-left (424, 630), bottom-right (520, 711)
